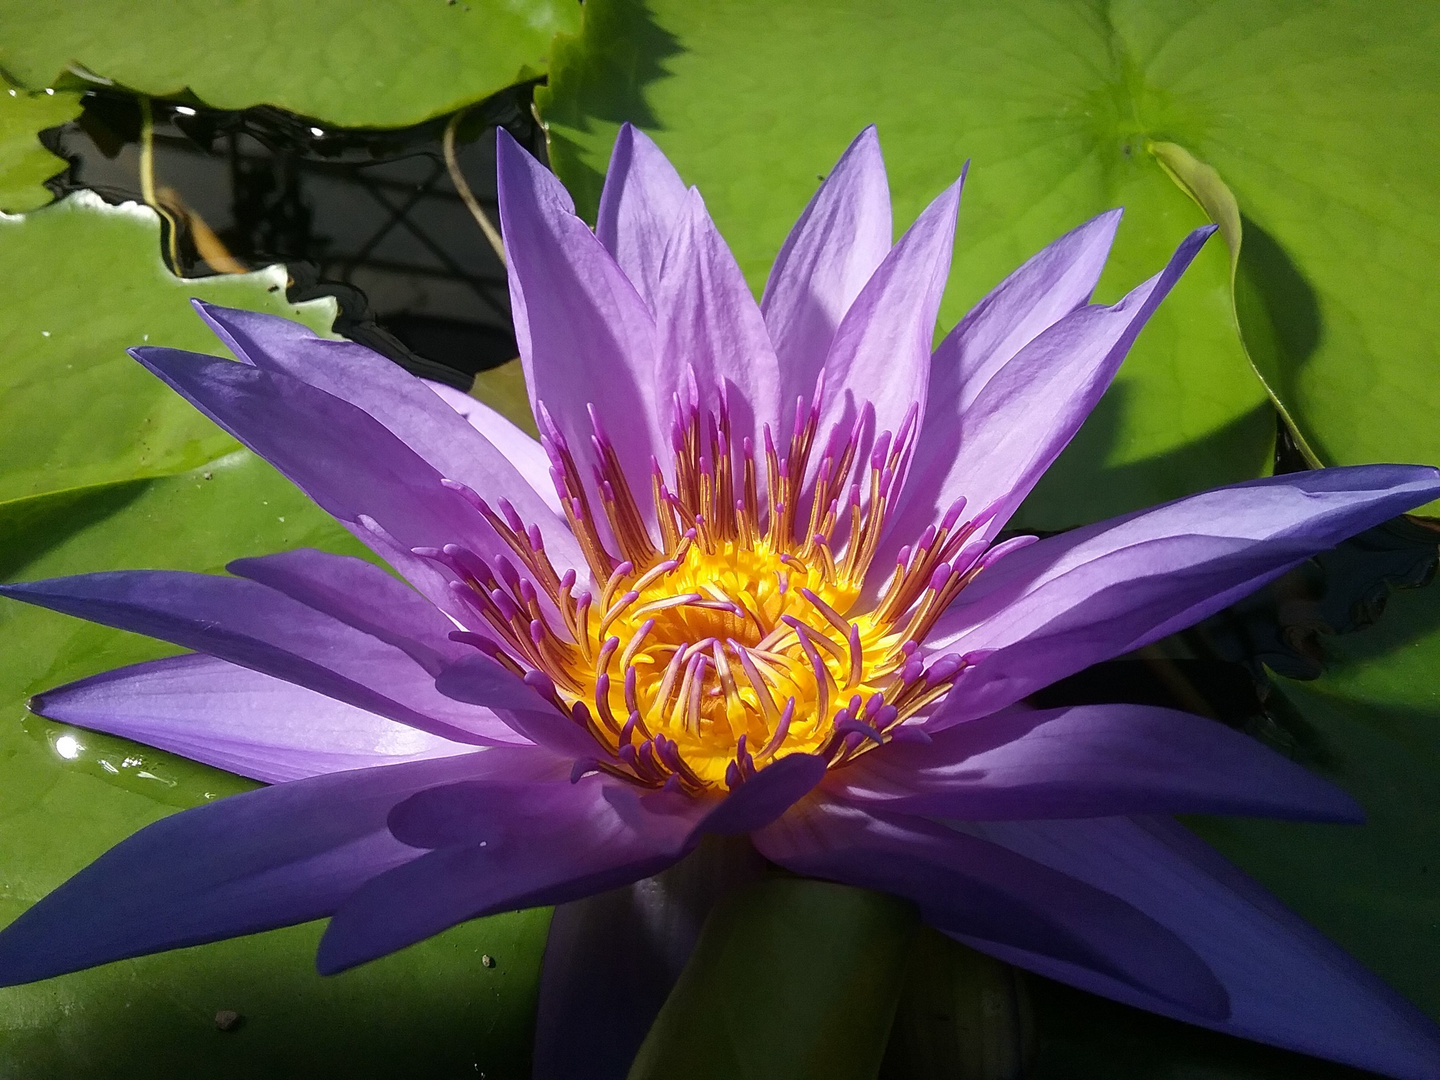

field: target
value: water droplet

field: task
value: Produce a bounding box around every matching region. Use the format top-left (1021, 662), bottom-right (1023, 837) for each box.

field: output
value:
top-left (54, 735), bottom-right (82, 760)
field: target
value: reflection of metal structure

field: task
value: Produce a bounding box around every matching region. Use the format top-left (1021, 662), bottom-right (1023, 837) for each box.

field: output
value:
top-left (42, 86), bottom-right (544, 387)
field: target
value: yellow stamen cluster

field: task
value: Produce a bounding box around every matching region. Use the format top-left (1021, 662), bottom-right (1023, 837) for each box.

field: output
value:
top-left (432, 386), bottom-right (994, 792)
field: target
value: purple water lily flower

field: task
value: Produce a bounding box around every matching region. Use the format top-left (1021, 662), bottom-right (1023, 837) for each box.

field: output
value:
top-left (2, 124), bottom-right (1439, 1078)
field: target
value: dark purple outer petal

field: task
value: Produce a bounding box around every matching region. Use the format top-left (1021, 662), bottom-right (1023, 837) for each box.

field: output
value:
top-left (826, 703), bottom-right (1362, 821)
top-left (925, 465), bottom-right (1440, 727)
top-left (755, 796), bottom-right (1228, 1018)
top-left (761, 125), bottom-right (892, 404)
top-left (227, 547), bottom-right (469, 675)
top-left (533, 837), bottom-right (767, 1080)
top-left (0, 570), bottom-right (519, 745)
top-left (434, 653), bottom-right (598, 757)
top-left (31, 653), bottom-right (469, 783)
top-left (690, 752), bottom-right (829, 835)
top-left (316, 773), bottom-right (694, 975)
top-left (957, 817), bottom-right (1440, 1079)
top-left (0, 750), bottom-right (556, 988)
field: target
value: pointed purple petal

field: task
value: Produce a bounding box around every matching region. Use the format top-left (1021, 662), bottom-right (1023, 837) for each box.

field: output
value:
top-left (926, 465), bottom-right (1440, 727)
top-left (533, 839), bottom-right (766, 1080)
top-left (31, 653), bottom-right (470, 783)
top-left (815, 175), bottom-right (961, 461)
top-left (316, 774), bottom-right (689, 974)
top-left (596, 122), bottom-right (689, 308)
top-left (653, 187), bottom-right (781, 455)
top-left (434, 653), bottom-right (595, 757)
top-left (192, 302), bottom-right (572, 550)
top-left (0, 571), bottom-right (518, 746)
top-left (941, 208), bottom-right (1123, 412)
top-left (693, 753), bottom-right (828, 835)
top-left (497, 129), bottom-right (667, 527)
top-left (882, 225), bottom-right (1209, 571)
top-left (0, 751), bottom-right (546, 987)
top-left (878, 210), bottom-right (1120, 558)
top-left (423, 379), bottom-right (562, 515)
top-left (754, 798), bottom-right (1227, 1017)
top-left (129, 346), bottom-right (578, 611)
top-left (829, 703), bottom-right (1361, 821)
top-left (957, 817), bottom-right (1440, 1079)
top-left (762, 127), bottom-right (892, 401)
top-left (227, 547), bottom-right (467, 674)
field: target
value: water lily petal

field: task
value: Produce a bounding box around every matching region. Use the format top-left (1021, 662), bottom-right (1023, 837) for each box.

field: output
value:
top-left (0, 571), bottom-right (517, 746)
top-left (316, 774), bottom-right (689, 974)
top-left (883, 224), bottom-right (1209, 565)
top-left (761, 126), bottom-right (892, 398)
top-left (533, 838), bottom-right (766, 1080)
top-left (0, 751), bottom-right (533, 988)
top-left (434, 652), bottom-right (596, 757)
top-left (755, 797), bottom-right (1227, 1018)
top-left (32, 653), bottom-right (469, 783)
top-left (958, 817), bottom-right (1440, 1080)
top-left (829, 703), bottom-right (1361, 821)
top-left (228, 547), bottom-right (468, 675)
top-left (654, 187), bottom-right (782, 454)
top-left (131, 346), bottom-right (574, 604)
top-left (941, 208), bottom-right (1124, 409)
top-left (193, 302), bottom-right (570, 543)
top-left (878, 210), bottom-right (1122, 555)
top-left (497, 128), bottom-right (667, 526)
top-left (816, 174), bottom-right (962, 457)
top-left (596, 122), bottom-right (689, 309)
top-left (926, 465), bottom-right (1440, 727)
top-left (422, 379), bottom-right (562, 515)
top-left (692, 752), bottom-right (828, 835)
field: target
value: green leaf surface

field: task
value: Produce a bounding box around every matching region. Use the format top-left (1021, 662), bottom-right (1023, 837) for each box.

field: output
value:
top-left (0, 0), bottom-right (582, 129)
top-left (0, 192), bottom-right (334, 504)
top-left (630, 878), bottom-right (918, 1080)
top-left (1190, 576), bottom-right (1440, 1023)
top-left (1131, 6), bottom-right (1440, 491)
top-left (538, 0), bottom-right (1278, 530)
top-left (0, 450), bottom-right (550, 1079)
top-left (0, 85), bottom-right (80, 214)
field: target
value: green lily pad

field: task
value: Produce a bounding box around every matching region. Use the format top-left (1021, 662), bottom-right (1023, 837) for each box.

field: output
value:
top-left (0, 85), bottom-right (80, 214)
top-left (1137, 7), bottom-right (1440, 497)
top-left (0, 0), bottom-right (582, 129)
top-left (630, 878), bottom-right (918, 1080)
top-left (1190, 575), bottom-right (1440, 1022)
top-left (0, 451), bottom-right (550, 1079)
top-left (0, 192), bottom-right (334, 504)
top-left (537, 0), bottom-right (1276, 531)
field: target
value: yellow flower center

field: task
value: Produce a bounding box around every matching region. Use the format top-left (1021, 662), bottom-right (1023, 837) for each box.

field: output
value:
top-left (436, 388), bottom-right (987, 792)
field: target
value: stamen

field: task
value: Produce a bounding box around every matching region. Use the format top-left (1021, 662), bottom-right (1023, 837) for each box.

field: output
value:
top-left (758, 697), bottom-right (796, 759)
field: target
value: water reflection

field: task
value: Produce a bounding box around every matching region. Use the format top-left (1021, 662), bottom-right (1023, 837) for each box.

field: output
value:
top-left (31, 717), bottom-right (249, 808)
top-left (40, 83), bottom-right (544, 390)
